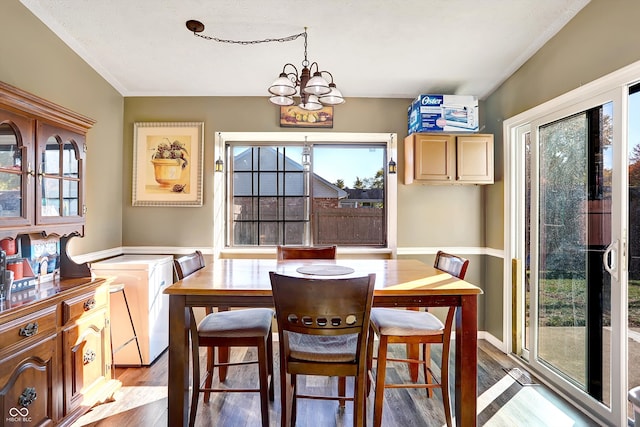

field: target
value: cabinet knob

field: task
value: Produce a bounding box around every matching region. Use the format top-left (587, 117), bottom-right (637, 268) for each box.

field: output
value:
top-left (18, 387), bottom-right (37, 407)
top-left (83, 298), bottom-right (96, 311)
top-left (19, 322), bottom-right (38, 337)
top-left (83, 349), bottom-right (96, 364)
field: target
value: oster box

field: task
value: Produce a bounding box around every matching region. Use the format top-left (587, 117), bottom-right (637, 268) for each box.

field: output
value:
top-left (408, 94), bottom-right (478, 134)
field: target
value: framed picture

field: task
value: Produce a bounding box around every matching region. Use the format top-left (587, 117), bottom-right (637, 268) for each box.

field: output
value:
top-left (280, 105), bottom-right (333, 128)
top-left (132, 122), bottom-right (204, 207)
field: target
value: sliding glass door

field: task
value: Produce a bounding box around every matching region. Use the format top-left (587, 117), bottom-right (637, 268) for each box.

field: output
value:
top-left (511, 89), bottom-right (626, 424)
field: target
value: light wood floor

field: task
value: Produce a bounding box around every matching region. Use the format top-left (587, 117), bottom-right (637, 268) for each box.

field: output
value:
top-left (71, 340), bottom-right (599, 427)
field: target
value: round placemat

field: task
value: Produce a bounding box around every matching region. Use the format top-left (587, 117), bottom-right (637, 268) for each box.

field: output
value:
top-left (296, 265), bottom-right (355, 276)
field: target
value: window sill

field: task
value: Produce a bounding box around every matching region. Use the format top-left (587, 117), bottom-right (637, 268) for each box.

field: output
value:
top-left (219, 247), bottom-right (394, 260)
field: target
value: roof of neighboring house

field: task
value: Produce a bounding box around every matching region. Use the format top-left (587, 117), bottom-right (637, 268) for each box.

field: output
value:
top-left (233, 147), bottom-right (347, 199)
top-left (342, 188), bottom-right (383, 201)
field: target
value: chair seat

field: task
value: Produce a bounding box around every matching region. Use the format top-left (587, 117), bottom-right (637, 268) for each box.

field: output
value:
top-left (370, 307), bottom-right (444, 336)
top-left (198, 308), bottom-right (274, 338)
top-left (289, 332), bottom-right (358, 362)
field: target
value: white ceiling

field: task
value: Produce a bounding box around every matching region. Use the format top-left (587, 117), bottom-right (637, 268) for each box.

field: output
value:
top-left (20, 0), bottom-right (589, 100)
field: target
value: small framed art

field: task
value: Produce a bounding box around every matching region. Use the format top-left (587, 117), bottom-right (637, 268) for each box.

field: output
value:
top-left (279, 105), bottom-right (333, 128)
top-left (132, 121), bottom-right (204, 207)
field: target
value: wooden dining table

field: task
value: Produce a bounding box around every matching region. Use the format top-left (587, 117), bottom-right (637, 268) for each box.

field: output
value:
top-left (164, 258), bottom-right (482, 426)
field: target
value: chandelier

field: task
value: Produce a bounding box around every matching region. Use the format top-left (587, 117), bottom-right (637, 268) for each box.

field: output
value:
top-left (186, 21), bottom-right (344, 111)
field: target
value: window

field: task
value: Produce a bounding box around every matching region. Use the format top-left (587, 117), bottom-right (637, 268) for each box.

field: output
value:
top-left (215, 132), bottom-right (397, 252)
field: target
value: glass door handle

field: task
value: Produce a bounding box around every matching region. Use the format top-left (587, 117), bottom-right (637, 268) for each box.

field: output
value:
top-left (603, 239), bottom-right (619, 281)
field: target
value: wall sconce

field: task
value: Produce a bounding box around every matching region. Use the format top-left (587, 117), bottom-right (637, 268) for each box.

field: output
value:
top-left (215, 132), bottom-right (224, 172)
top-left (388, 158), bottom-right (397, 174)
top-left (388, 133), bottom-right (397, 174)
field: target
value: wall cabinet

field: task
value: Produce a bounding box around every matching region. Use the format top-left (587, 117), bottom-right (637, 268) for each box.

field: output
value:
top-left (404, 133), bottom-right (494, 184)
top-left (0, 81), bottom-right (93, 239)
top-left (0, 280), bottom-right (117, 426)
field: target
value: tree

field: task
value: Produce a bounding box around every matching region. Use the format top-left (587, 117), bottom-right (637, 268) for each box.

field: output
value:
top-left (334, 179), bottom-right (345, 189)
top-left (630, 144), bottom-right (640, 187)
top-left (353, 177), bottom-right (364, 189)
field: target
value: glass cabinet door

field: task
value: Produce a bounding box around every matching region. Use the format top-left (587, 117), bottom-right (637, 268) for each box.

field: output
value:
top-left (0, 112), bottom-right (34, 227)
top-left (36, 123), bottom-right (85, 226)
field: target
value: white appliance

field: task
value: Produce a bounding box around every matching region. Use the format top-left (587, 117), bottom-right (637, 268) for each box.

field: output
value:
top-left (90, 254), bottom-right (174, 366)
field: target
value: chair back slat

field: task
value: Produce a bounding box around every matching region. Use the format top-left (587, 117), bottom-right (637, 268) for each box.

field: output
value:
top-left (174, 250), bottom-right (205, 280)
top-left (434, 250), bottom-right (469, 280)
top-left (269, 272), bottom-right (375, 337)
top-left (276, 245), bottom-right (336, 260)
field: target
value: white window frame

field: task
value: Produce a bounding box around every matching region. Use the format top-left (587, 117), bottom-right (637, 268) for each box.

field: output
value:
top-left (213, 132), bottom-right (398, 259)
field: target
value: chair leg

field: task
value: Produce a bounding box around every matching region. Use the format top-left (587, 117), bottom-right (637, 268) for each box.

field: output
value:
top-left (440, 341), bottom-right (453, 427)
top-left (338, 376), bottom-right (346, 408)
top-left (189, 333), bottom-right (200, 427)
top-left (366, 325), bottom-right (376, 395)
top-left (267, 329), bottom-right (274, 401)
top-left (422, 343), bottom-right (435, 398)
top-left (291, 373), bottom-right (298, 427)
top-left (257, 339), bottom-right (270, 427)
top-left (203, 347), bottom-right (214, 403)
top-left (373, 335), bottom-right (389, 427)
top-left (217, 306), bottom-right (230, 381)
top-left (280, 352), bottom-right (293, 427)
top-left (354, 366), bottom-right (367, 427)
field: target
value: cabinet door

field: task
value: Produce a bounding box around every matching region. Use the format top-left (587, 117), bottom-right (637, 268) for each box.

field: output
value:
top-left (61, 309), bottom-right (108, 415)
top-left (414, 134), bottom-right (456, 182)
top-left (0, 334), bottom-right (58, 426)
top-left (456, 134), bottom-right (494, 183)
top-left (36, 122), bottom-right (85, 227)
top-left (0, 110), bottom-right (35, 228)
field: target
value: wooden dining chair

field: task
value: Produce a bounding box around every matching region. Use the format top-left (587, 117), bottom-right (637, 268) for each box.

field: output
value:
top-left (269, 272), bottom-right (375, 427)
top-left (367, 251), bottom-right (469, 427)
top-left (275, 244), bottom-right (351, 404)
top-left (175, 252), bottom-right (274, 427)
top-left (276, 245), bottom-right (337, 260)
top-left (174, 250), bottom-right (205, 280)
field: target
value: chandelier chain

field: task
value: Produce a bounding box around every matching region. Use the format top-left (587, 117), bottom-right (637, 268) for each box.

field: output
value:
top-left (193, 30), bottom-right (306, 46)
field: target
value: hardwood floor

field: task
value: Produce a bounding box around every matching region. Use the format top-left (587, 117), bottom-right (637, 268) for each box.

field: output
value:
top-left (71, 340), bottom-right (599, 426)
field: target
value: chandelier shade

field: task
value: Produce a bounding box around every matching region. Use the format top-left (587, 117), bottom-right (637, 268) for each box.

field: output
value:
top-left (186, 21), bottom-right (344, 112)
top-left (303, 72), bottom-right (331, 96)
top-left (319, 83), bottom-right (345, 105)
top-left (269, 95), bottom-right (295, 106)
top-left (268, 73), bottom-right (297, 97)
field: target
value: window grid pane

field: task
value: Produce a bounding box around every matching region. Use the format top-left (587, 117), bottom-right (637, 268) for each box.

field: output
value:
top-left (230, 143), bottom-right (387, 247)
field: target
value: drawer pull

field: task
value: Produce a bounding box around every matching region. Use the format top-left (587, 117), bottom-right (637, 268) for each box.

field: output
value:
top-left (19, 322), bottom-right (38, 337)
top-left (83, 298), bottom-right (96, 311)
top-left (83, 349), bottom-right (96, 364)
top-left (18, 387), bottom-right (37, 407)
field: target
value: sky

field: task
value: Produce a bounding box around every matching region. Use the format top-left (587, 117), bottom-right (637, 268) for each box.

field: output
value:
top-left (312, 146), bottom-right (385, 187)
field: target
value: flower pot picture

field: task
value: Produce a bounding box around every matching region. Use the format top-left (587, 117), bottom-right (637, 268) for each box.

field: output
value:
top-left (133, 122), bottom-right (204, 207)
top-left (150, 139), bottom-right (189, 189)
top-left (151, 158), bottom-right (184, 187)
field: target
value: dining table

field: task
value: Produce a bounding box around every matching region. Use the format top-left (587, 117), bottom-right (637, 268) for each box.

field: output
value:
top-left (164, 258), bottom-right (483, 427)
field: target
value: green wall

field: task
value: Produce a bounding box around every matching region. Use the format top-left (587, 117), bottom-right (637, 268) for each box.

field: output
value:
top-left (122, 97), bottom-right (490, 250)
top-left (0, 0), bottom-right (124, 256)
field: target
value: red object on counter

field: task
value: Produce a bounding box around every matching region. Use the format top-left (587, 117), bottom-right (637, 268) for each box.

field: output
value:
top-left (7, 259), bottom-right (24, 280)
top-left (0, 239), bottom-right (16, 255)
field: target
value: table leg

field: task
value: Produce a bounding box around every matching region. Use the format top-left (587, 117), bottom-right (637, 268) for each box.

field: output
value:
top-left (455, 295), bottom-right (478, 427)
top-left (168, 295), bottom-right (189, 426)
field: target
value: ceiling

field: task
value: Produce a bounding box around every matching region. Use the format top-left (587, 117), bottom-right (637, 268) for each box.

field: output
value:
top-left (20, 0), bottom-right (590, 100)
